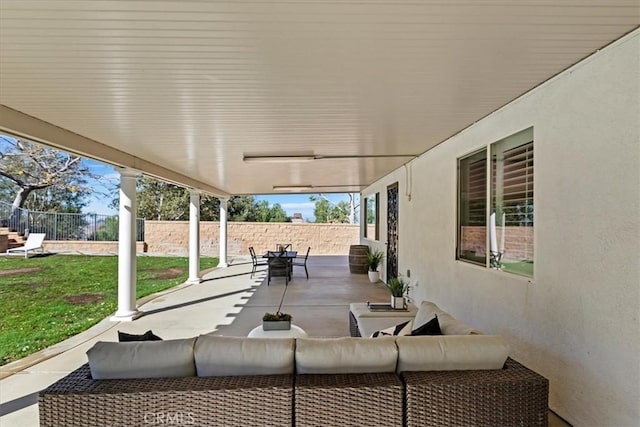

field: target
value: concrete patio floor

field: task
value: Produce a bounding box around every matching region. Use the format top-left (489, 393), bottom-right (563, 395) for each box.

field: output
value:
top-left (0, 255), bottom-right (568, 426)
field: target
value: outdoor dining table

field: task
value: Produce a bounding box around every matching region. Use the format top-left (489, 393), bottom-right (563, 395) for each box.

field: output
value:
top-left (262, 251), bottom-right (298, 259)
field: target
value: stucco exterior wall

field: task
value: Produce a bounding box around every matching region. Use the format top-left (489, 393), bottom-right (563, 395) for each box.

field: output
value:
top-left (362, 31), bottom-right (640, 426)
top-left (145, 221), bottom-right (359, 256)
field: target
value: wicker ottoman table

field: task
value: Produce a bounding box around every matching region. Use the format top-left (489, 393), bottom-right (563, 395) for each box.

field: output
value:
top-left (349, 302), bottom-right (417, 337)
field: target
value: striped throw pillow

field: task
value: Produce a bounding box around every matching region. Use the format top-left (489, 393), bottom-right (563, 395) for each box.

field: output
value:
top-left (371, 320), bottom-right (414, 338)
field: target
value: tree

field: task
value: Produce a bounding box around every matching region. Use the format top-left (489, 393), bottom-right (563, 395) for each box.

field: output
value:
top-left (129, 176), bottom-right (291, 222)
top-left (310, 194), bottom-right (350, 223)
top-left (269, 203), bottom-right (289, 222)
top-left (226, 195), bottom-right (259, 221)
top-left (254, 200), bottom-right (272, 222)
top-left (311, 196), bottom-right (331, 223)
top-left (0, 135), bottom-right (90, 208)
top-left (201, 195), bottom-right (286, 222)
top-left (136, 177), bottom-right (190, 221)
top-left (0, 136), bottom-right (91, 212)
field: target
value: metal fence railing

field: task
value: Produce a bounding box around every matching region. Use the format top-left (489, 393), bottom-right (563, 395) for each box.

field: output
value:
top-left (0, 200), bottom-right (145, 241)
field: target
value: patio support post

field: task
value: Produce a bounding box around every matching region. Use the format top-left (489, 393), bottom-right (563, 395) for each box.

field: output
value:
top-left (110, 168), bottom-right (141, 322)
top-left (187, 190), bottom-right (201, 284)
top-left (218, 197), bottom-right (228, 267)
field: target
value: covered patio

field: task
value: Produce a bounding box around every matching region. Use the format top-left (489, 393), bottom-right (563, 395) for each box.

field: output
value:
top-left (0, 1), bottom-right (638, 425)
top-left (1, 255), bottom-right (568, 426)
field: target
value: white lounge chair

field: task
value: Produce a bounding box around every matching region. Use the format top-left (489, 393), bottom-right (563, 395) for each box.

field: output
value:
top-left (6, 233), bottom-right (46, 258)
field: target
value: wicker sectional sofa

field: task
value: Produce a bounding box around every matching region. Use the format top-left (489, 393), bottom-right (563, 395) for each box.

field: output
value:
top-left (39, 302), bottom-right (549, 427)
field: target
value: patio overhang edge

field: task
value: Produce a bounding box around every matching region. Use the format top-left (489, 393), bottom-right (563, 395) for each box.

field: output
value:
top-left (0, 104), bottom-right (229, 198)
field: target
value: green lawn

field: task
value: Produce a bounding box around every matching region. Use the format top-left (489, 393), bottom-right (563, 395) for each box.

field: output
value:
top-left (501, 260), bottom-right (534, 277)
top-left (0, 255), bottom-right (218, 366)
top-left (460, 253), bottom-right (533, 277)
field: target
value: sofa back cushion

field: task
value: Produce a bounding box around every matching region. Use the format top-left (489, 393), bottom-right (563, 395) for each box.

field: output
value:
top-left (296, 337), bottom-right (398, 374)
top-left (396, 335), bottom-right (510, 372)
top-left (194, 335), bottom-right (294, 376)
top-left (87, 338), bottom-right (196, 379)
top-left (413, 301), bottom-right (446, 328)
top-left (413, 301), bottom-right (482, 335)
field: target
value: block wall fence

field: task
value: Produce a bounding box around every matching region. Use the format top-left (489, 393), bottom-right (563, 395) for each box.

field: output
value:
top-left (460, 226), bottom-right (534, 260)
top-left (144, 221), bottom-right (360, 256)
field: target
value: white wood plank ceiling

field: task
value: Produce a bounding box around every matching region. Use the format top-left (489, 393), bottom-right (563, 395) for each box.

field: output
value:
top-left (1, 1), bottom-right (638, 195)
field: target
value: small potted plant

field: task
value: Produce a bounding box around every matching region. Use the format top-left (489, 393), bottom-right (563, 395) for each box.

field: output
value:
top-left (365, 248), bottom-right (385, 283)
top-left (262, 312), bottom-right (292, 330)
top-left (262, 283), bottom-right (292, 330)
top-left (385, 276), bottom-right (410, 309)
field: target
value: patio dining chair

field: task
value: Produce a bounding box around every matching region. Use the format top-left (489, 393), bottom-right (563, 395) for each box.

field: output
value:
top-left (275, 243), bottom-right (292, 252)
top-left (267, 251), bottom-right (290, 286)
top-left (248, 247), bottom-right (268, 278)
top-left (292, 246), bottom-right (311, 279)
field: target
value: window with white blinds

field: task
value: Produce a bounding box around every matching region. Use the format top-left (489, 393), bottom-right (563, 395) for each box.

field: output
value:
top-left (493, 141), bottom-right (534, 227)
top-left (457, 128), bottom-right (534, 277)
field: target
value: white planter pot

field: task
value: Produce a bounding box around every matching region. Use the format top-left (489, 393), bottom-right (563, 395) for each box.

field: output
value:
top-left (367, 270), bottom-right (379, 283)
top-left (390, 296), bottom-right (405, 309)
top-left (262, 320), bottom-right (291, 331)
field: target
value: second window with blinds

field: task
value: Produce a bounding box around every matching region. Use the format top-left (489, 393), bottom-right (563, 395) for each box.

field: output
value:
top-left (457, 128), bottom-right (534, 277)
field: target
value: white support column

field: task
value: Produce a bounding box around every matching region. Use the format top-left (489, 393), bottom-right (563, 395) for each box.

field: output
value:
top-left (111, 168), bottom-right (141, 322)
top-left (218, 197), bottom-right (229, 267)
top-left (187, 190), bottom-right (201, 284)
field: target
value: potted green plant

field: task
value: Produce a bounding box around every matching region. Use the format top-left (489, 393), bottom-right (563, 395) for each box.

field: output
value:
top-left (385, 276), bottom-right (410, 309)
top-left (365, 248), bottom-right (385, 283)
top-left (262, 282), bottom-right (292, 330)
top-left (262, 312), bottom-right (293, 330)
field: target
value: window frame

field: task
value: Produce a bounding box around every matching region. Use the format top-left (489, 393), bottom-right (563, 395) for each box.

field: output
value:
top-left (457, 128), bottom-right (534, 278)
top-left (363, 193), bottom-right (380, 241)
top-left (457, 148), bottom-right (488, 266)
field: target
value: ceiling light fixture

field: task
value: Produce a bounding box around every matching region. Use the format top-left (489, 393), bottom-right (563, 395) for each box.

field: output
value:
top-left (312, 185), bottom-right (365, 189)
top-left (244, 154), bottom-right (418, 163)
top-left (272, 185), bottom-right (314, 191)
top-left (243, 155), bottom-right (316, 163)
top-left (272, 184), bottom-right (366, 192)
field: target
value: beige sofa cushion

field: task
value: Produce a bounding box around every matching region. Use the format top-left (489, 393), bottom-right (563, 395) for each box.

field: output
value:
top-left (437, 312), bottom-right (482, 335)
top-left (413, 301), bottom-right (447, 328)
top-left (413, 301), bottom-right (482, 335)
top-left (87, 338), bottom-right (196, 379)
top-left (194, 335), bottom-right (294, 376)
top-left (296, 337), bottom-right (398, 374)
top-left (396, 335), bottom-right (510, 372)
